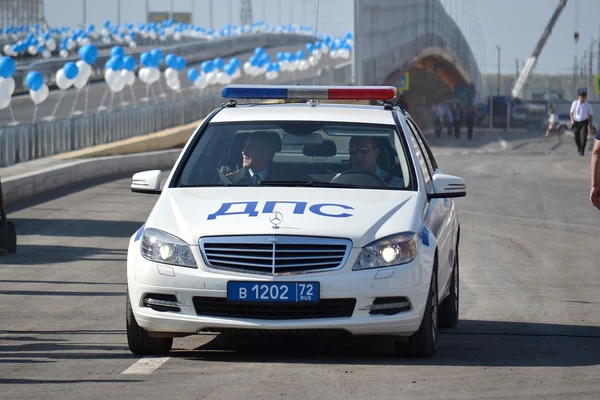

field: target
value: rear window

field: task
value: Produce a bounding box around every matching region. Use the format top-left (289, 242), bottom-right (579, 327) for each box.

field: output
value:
top-left (172, 121), bottom-right (416, 191)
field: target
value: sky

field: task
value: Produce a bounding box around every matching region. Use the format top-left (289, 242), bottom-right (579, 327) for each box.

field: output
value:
top-left (43, 0), bottom-right (600, 76)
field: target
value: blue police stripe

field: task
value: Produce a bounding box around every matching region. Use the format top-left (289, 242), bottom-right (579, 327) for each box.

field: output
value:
top-left (134, 224), bottom-right (145, 242)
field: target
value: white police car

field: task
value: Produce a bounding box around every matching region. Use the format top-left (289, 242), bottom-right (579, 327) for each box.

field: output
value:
top-left (126, 85), bottom-right (466, 357)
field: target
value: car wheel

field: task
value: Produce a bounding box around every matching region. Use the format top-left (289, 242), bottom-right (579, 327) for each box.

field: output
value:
top-left (395, 266), bottom-right (438, 357)
top-left (439, 248), bottom-right (459, 328)
top-left (126, 291), bottom-right (173, 355)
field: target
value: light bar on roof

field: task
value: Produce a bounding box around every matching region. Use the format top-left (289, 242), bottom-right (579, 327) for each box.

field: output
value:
top-left (221, 85), bottom-right (397, 101)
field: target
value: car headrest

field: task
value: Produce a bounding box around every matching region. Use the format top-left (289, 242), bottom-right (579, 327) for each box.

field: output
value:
top-left (303, 139), bottom-right (337, 157)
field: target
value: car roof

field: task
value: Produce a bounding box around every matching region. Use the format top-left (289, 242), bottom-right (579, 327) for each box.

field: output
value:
top-left (209, 102), bottom-right (399, 125)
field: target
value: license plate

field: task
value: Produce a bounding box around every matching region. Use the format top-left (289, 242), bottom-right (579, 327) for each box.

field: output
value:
top-left (227, 281), bottom-right (320, 303)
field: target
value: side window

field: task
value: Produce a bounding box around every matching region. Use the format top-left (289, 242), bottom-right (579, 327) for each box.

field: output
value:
top-left (407, 126), bottom-right (433, 190)
top-left (406, 118), bottom-right (438, 172)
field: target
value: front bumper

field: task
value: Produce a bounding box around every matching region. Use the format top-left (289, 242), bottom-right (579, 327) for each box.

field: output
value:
top-left (127, 248), bottom-right (432, 337)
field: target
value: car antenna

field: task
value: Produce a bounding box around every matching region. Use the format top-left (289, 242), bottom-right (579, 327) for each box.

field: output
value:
top-left (312, 0), bottom-right (321, 86)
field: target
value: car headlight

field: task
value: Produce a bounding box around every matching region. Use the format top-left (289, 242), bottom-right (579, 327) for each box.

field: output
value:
top-left (353, 232), bottom-right (418, 270)
top-left (141, 228), bottom-right (197, 268)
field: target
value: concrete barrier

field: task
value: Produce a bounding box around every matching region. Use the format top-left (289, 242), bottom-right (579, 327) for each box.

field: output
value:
top-left (3, 149), bottom-right (181, 207)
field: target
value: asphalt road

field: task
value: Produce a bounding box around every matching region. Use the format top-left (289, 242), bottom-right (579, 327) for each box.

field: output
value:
top-left (2, 128), bottom-right (600, 399)
top-left (1, 43), bottom-right (324, 126)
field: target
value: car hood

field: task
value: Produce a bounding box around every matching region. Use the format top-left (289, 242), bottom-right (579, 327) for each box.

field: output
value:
top-left (143, 187), bottom-right (424, 248)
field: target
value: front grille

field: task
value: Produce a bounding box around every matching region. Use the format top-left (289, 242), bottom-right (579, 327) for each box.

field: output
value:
top-left (193, 297), bottom-right (356, 320)
top-left (199, 236), bottom-right (351, 276)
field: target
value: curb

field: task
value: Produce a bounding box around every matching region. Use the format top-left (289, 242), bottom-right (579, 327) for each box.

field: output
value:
top-left (3, 149), bottom-right (181, 207)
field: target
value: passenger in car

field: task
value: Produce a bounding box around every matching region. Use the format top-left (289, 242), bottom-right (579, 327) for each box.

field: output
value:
top-left (224, 130), bottom-right (284, 185)
top-left (348, 136), bottom-right (404, 188)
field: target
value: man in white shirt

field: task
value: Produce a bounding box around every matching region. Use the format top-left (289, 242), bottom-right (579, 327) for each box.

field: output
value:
top-left (570, 89), bottom-right (593, 156)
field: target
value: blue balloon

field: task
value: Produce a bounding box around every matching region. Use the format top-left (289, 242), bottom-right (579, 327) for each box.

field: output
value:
top-left (63, 62), bottom-right (79, 79)
top-left (201, 61), bottom-right (214, 74)
top-left (176, 56), bottom-right (186, 71)
top-left (296, 50), bottom-right (305, 60)
top-left (306, 43), bottom-right (315, 53)
top-left (140, 52), bottom-right (154, 67)
top-left (26, 71), bottom-right (43, 91)
top-left (123, 56), bottom-right (136, 71)
top-left (78, 44), bottom-right (98, 64)
top-left (110, 46), bottom-right (125, 57)
top-left (187, 68), bottom-right (200, 82)
top-left (110, 56), bottom-right (124, 71)
top-left (0, 56), bottom-right (16, 78)
top-left (150, 48), bottom-right (163, 62)
top-left (224, 64), bottom-right (236, 76)
top-left (214, 57), bottom-right (224, 70)
top-left (254, 47), bottom-right (264, 56)
top-left (165, 54), bottom-right (177, 69)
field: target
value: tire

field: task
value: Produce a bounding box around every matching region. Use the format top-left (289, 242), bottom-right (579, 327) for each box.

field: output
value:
top-left (126, 291), bottom-right (173, 355)
top-left (439, 248), bottom-right (459, 328)
top-left (395, 266), bottom-right (439, 357)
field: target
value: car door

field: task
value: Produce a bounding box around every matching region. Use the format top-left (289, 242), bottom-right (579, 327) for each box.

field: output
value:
top-left (405, 117), bottom-right (455, 297)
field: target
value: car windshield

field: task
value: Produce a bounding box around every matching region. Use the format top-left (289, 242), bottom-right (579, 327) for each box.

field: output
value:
top-left (173, 120), bottom-right (415, 191)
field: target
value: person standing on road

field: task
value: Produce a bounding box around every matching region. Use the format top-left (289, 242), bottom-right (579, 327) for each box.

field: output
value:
top-left (545, 106), bottom-right (560, 139)
top-left (591, 130), bottom-right (600, 210)
top-left (570, 89), bottom-right (593, 156)
top-left (465, 106), bottom-right (476, 140)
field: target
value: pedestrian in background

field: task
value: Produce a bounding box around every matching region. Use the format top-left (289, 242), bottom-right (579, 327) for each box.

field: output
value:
top-left (591, 130), bottom-right (600, 210)
top-left (465, 106), bottom-right (476, 140)
top-left (570, 89), bottom-right (593, 156)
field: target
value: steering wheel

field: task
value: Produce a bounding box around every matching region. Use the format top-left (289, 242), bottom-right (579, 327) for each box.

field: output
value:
top-left (330, 169), bottom-right (387, 187)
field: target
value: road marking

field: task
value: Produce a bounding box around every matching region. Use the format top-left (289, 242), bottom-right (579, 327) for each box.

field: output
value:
top-left (122, 356), bottom-right (170, 375)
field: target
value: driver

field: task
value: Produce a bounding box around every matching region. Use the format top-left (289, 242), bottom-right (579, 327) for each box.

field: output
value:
top-left (348, 136), bottom-right (404, 188)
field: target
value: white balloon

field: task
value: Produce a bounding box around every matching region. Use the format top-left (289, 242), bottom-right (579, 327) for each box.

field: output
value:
top-left (60, 49), bottom-right (69, 58)
top-left (0, 87), bottom-right (10, 110)
top-left (166, 79), bottom-right (180, 91)
top-left (55, 69), bottom-right (73, 90)
top-left (0, 77), bottom-right (15, 96)
top-left (46, 38), bottom-right (57, 51)
top-left (194, 75), bottom-right (207, 89)
top-left (76, 60), bottom-right (91, 78)
top-left (138, 67), bottom-right (149, 84)
top-left (205, 71), bottom-right (218, 85)
top-left (28, 45), bottom-right (38, 55)
top-left (148, 67), bottom-right (160, 83)
top-left (105, 69), bottom-right (122, 86)
top-left (217, 72), bottom-right (231, 85)
top-left (125, 70), bottom-right (136, 86)
top-left (30, 84), bottom-right (49, 104)
top-left (265, 71), bottom-right (277, 81)
top-left (3, 44), bottom-right (13, 56)
top-left (42, 49), bottom-right (51, 58)
top-left (164, 67), bottom-right (178, 82)
top-left (73, 71), bottom-right (88, 89)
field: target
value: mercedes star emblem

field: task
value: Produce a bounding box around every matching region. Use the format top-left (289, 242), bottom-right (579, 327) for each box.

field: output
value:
top-left (269, 211), bottom-right (283, 229)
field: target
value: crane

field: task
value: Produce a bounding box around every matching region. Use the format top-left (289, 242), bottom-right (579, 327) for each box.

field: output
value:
top-left (511, 0), bottom-right (568, 99)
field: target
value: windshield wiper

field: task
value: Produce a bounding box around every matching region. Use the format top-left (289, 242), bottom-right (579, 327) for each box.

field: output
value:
top-left (258, 180), bottom-right (363, 188)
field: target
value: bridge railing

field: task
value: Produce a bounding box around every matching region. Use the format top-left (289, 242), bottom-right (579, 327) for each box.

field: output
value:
top-left (0, 59), bottom-right (353, 168)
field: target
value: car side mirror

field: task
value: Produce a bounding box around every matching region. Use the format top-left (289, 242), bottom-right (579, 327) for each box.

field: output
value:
top-left (131, 170), bottom-right (162, 195)
top-left (428, 173), bottom-right (466, 199)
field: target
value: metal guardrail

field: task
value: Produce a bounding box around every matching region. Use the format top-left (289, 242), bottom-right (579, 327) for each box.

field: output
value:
top-left (10, 33), bottom-right (315, 95)
top-left (0, 61), bottom-right (353, 168)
